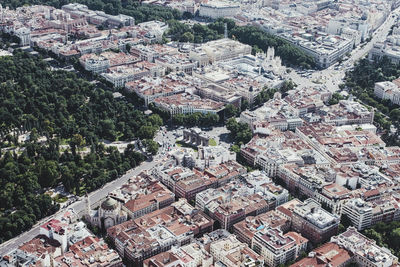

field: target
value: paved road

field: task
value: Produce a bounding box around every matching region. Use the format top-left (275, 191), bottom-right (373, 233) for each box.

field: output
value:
top-left (0, 158), bottom-right (159, 256)
top-left (288, 9), bottom-right (399, 93)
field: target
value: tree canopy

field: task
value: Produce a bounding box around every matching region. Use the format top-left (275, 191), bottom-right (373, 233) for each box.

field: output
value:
top-left (344, 57), bottom-right (400, 145)
top-left (0, 51), bottom-right (153, 243)
top-left (0, 51), bottom-right (161, 142)
top-left (226, 118), bottom-right (252, 145)
top-left (363, 221), bottom-right (400, 258)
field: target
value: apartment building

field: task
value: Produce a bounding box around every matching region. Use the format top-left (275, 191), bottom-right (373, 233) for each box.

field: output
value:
top-left (54, 236), bottom-right (123, 267)
top-left (341, 197), bottom-right (400, 231)
top-left (197, 182), bottom-right (279, 230)
top-left (143, 244), bottom-right (213, 267)
top-left (331, 227), bottom-right (398, 267)
top-left (122, 186), bottom-right (174, 219)
top-left (321, 99), bottom-right (374, 126)
top-left (107, 201), bottom-right (213, 267)
top-left (233, 210), bottom-right (291, 246)
top-left (290, 242), bottom-right (352, 267)
top-left (374, 80), bottom-right (400, 106)
top-left (252, 228), bottom-right (308, 267)
top-left (153, 93), bottom-right (225, 116)
top-left (210, 235), bottom-right (264, 267)
top-left (369, 42), bottom-right (400, 65)
top-left (291, 199), bottom-right (340, 244)
top-left (102, 62), bottom-right (164, 87)
top-left (199, 2), bottom-right (240, 19)
top-left (125, 75), bottom-right (191, 106)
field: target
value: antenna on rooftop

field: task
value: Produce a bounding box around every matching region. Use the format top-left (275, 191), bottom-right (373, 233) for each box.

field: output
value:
top-left (224, 23), bottom-right (228, 39)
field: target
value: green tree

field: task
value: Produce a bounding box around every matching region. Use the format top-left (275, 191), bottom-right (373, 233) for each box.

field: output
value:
top-left (364, 228), bottom-right (384, 247)
top-left (329, 92), bottom-right (345, 105)
top-left (30, 128), bottom-right (39, 143)
top-left (37, 160), bottom-right (59, 188)
top-left (181, 32), bottom-right (194, 42)
top-left (389, 228), bottom-right (400, 250)
top-left (340, 213), bottom-right (352, 228)
top-left (230, 144), bottom-right (240, 153)
top-left (173, 114), bottom-right (185, 125)
top-left (225, 104), bottom-right (238, 119)
top-left (226, 118), bottom-right (239, 133)
top-left (389, 108), bottom-right (400, 121)
top-left (240, 100), bottom-right (249, 111)
top-left (182, 11), bottom-right (193, 20)
top-left (226, 118), bottom-right (252, 145)
top-left (137, 125), bottom-right (156, 139)
top-left (144, 139), bottom-right (159, 155)
top-left (203, 113), bottom-right (219, 126)
top-left (70, 134), bottom-right (86, 148)
top-left (148, 114), bottom-right (163, 127)
top-left (0, 47), bottom-right (155, 244)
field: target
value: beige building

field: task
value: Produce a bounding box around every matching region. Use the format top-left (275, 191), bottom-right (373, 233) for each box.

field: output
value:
top-left (85, 196), bottom-right (127, 230)
top-left (210, 234), bottom-right (264, 267)
top-left (252, 228), bottom-right (308, 267)
top-left (144, 244), bottom-right (213, 267)
top-left (189, 39), bottom-right (252, 66)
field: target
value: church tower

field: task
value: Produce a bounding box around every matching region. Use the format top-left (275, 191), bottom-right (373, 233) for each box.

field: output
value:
top-left (85, 193), bottom-right (91, 220)
top-left (267, 47), bottom-right (275, 61)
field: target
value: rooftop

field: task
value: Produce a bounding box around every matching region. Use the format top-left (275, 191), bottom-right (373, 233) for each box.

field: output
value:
top-left (293, 199), bottom-right (339, 229)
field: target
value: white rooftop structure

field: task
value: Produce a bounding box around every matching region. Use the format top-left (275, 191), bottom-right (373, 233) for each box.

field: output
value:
top-left (294, 198), bottom-right (339, 229)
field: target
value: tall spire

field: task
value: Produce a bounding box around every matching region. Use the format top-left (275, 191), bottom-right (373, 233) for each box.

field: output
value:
top-left (85, 192), bottom-right (91, 220)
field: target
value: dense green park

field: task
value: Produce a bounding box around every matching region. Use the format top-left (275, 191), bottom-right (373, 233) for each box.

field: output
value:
top-left (343, 57), bottom-right (400, 145)
top-left (0, 51), bottom-right (158, 243)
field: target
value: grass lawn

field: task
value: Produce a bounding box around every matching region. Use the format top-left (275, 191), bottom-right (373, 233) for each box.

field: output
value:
top-left (115, 131), bottom-right (124, 141)
top-left (209, 138), bottom-right (217, 146)
top-left (53, 193), bottom-right (68, 203)
top-left (59, 138), bottom-right (71, 145)
top-left (74, 185), bottom-right (87, 196)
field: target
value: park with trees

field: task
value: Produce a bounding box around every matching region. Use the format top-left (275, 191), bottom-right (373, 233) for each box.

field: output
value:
top-left (0, 51), bottom-right (159, 243)
top-left (343, 57), bottom-right (400, 146)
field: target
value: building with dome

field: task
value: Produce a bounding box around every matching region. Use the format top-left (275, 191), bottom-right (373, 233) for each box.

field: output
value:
top-left (85, 195), bottom-right (128, 230)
